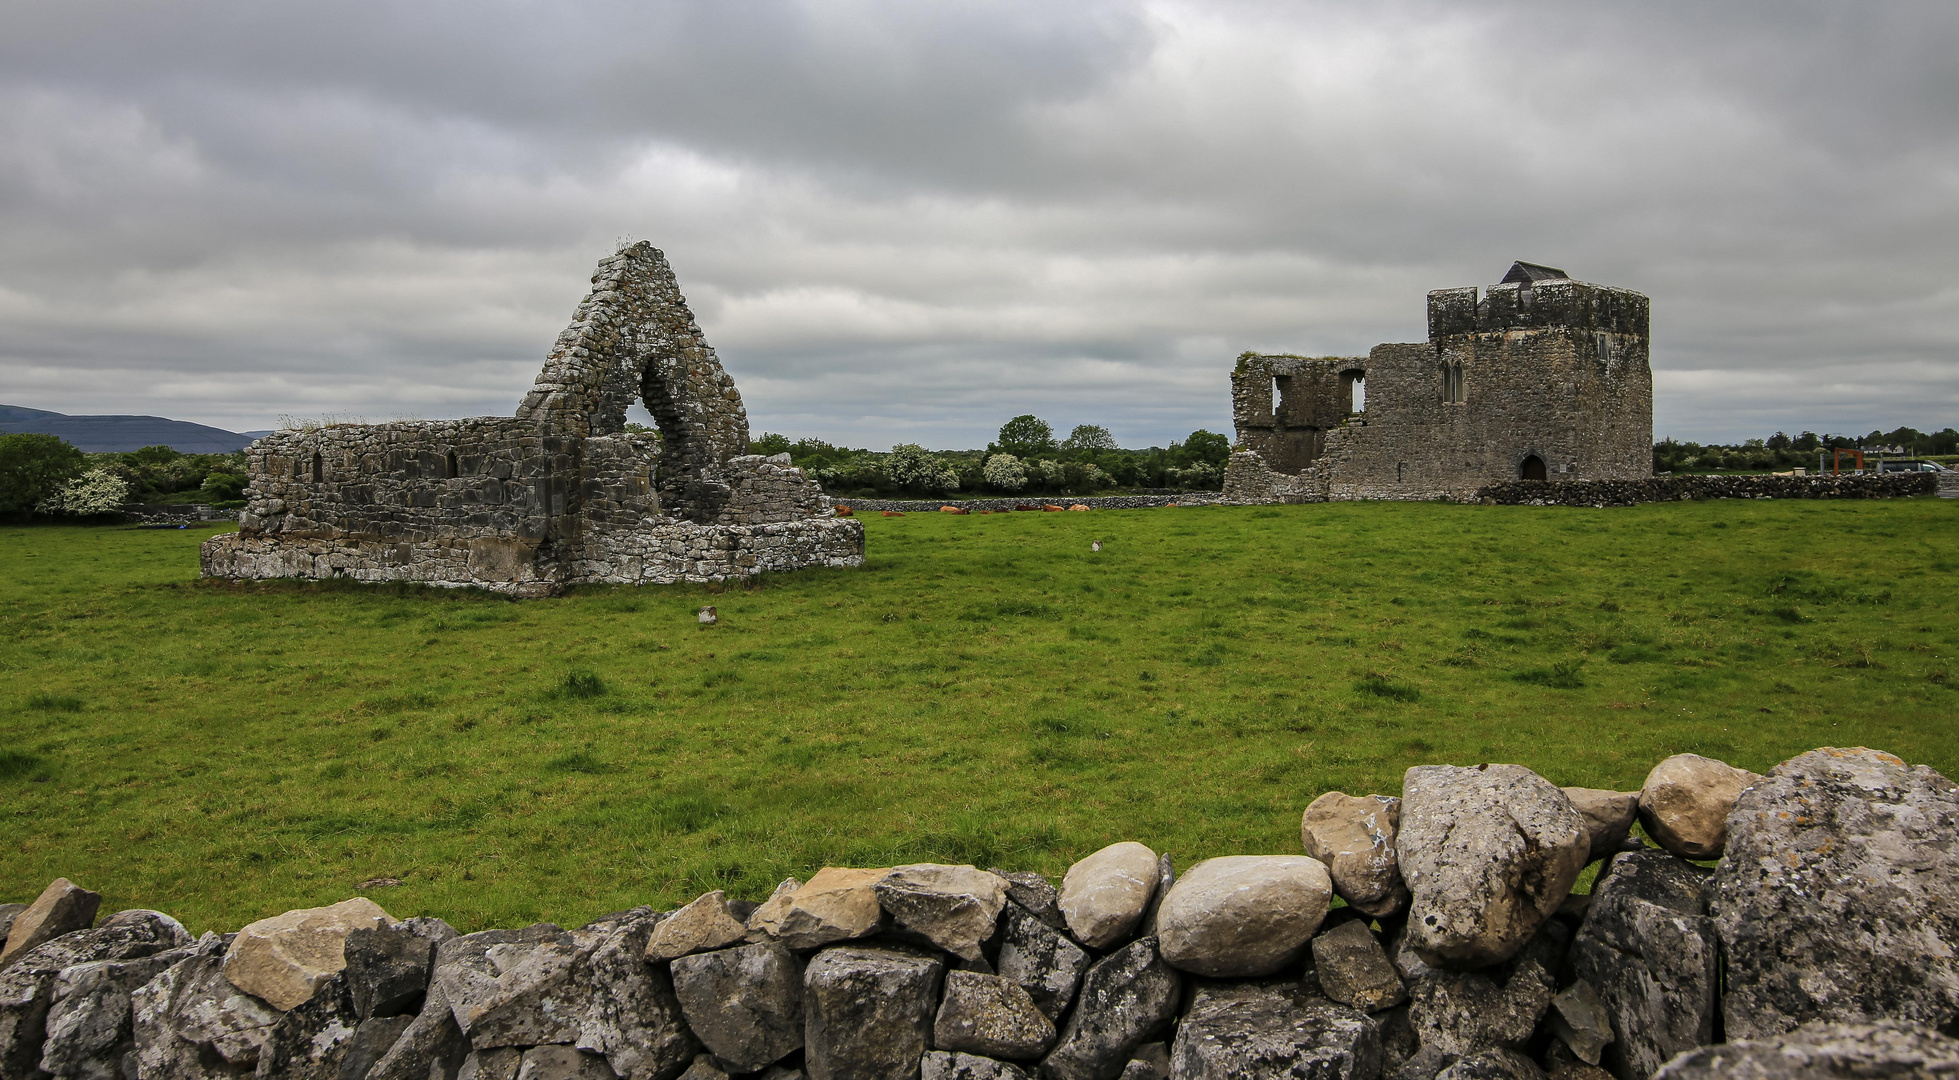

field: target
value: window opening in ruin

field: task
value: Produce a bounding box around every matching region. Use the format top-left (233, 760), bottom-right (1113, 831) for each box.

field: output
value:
top-left (1595, 333), bottom-right (1610, 361)
top-left (1272, 376), bottom-right (1285, 421)
top-left (1520, 454), bottom-right (1547, 481)
top-left (1342, 371), bottom-right (1366, 414)
top-left (1453, 362), bottom-right (1466, 403)
top-left (311, 452), bottom-right (323, 484)
top-left (445, 451), bottom-right (458, 479)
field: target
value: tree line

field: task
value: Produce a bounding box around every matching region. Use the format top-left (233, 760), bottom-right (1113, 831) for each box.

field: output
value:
top-left (1653, 427), bottom-right (1958, 473)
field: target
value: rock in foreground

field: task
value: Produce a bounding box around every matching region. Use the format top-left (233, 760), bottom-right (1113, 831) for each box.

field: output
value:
top-left (1156, 855), bottom-right (1331, 978)
top-left (1652, 1021), bottom-right (1959, 1080)
top-left (1301, 792), bottom-right (1409, 918)
top-left (1637, 754), bottom-right (1760, 860)
top-left (1710, 747), bottom-right (1959, 1039)
top-left (1399, 764), bottom-right (1589, 968)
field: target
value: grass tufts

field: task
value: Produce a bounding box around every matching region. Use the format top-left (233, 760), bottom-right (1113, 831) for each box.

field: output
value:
top-left (1513, 658), bottom-right (1588, 689)
top-left (27, 693), bottom-right (83, 712)
top-left (1353, 673), bottom-right (1421, 702)
top-left (557, 670), bottom-right (608, 699)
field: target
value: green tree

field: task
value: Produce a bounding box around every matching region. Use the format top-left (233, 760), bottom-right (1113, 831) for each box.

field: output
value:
top-left (1174, 429), bottom-right (1231, 469)
top-left (1061, 424), bottom-right (1116, 453)
top-left (0, 433), bottom-right (86, 515)
top-left (996, 415), bottom-right (1056, 457)
top-left (751, 432), bottom-right (792, 455)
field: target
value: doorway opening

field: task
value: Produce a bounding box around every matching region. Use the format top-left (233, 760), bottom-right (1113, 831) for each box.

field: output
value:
top-left (1520, 454), bottom-right (1547, 481)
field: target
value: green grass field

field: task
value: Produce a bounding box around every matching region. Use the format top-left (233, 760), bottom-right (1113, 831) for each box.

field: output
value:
top-left (3, 499), bottom-right (1955, 935)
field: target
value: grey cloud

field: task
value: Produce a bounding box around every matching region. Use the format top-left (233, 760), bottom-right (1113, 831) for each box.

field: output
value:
top-left (0, 0), bottom-right (1954, 445)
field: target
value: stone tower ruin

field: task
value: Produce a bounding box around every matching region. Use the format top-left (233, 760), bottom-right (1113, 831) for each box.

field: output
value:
top-left (1224, 261), bottom-right (1652, 502)
top-left (200, 242), bottom-right (862, 595)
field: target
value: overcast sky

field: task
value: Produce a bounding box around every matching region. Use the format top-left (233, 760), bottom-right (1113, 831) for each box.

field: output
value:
top-left (2, 1), bottom-right (1955, 447)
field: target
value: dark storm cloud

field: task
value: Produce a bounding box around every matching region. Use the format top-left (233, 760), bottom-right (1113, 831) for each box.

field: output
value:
top-left (1, 1), bottom-right (1954, 445)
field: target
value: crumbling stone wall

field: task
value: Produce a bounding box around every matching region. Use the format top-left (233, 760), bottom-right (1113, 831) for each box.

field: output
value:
top-left (1227, 263), bottom-right (1653, 502)
top-left (201, 243), bottom-right (861, 596)
top-left (6, 746), bottom-right (1954, 1080)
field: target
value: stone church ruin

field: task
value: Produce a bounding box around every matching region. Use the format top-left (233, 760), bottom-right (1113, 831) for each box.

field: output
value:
top-left (1224, 261), bottom-right (1652, 502)
top-left (200, 243), bottom-right (863, 596)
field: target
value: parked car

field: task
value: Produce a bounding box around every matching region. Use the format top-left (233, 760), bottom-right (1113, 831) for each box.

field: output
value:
top-left (1875, 460), bottom-right (1950, 473)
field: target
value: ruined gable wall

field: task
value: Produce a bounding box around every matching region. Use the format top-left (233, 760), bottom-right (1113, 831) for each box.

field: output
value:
top-left (203, 242), bottom-right (859, 595)
top-left (1230, 354), bottom-right (1364, 475)
top-left (514, 242), bottom-right (752, 522)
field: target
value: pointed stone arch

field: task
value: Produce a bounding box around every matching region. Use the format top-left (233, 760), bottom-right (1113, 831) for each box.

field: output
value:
top-left (514, 242), bottom-right (751, 519)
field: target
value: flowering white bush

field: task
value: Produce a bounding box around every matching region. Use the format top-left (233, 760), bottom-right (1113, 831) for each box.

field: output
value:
top-left (37, 467), bottom-right (131, 516)
top-left (982, 453), bottom-right (1027, 492)
top-left (1036, 458), bottom-right (1067, 487)
top-left (887, 444), bottom-right (960, 493)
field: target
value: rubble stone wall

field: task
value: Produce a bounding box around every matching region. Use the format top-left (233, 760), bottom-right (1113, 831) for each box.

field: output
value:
top-left (199, 244), bottom-right (862, 596)
top-left (4, 746), bottom-right (1953, 1080)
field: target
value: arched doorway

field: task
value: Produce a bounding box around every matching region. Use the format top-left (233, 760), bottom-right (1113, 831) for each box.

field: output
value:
top-left (1520, 454), bottom-right (1547, 481)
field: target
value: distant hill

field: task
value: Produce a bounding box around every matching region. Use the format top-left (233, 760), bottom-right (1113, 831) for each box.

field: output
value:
top-left (0, 404), bottom-right (265, 454)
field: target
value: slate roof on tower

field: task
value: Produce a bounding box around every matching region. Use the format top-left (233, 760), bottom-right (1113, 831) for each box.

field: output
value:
top-left (1500, 261), bottom-right (1570, 284)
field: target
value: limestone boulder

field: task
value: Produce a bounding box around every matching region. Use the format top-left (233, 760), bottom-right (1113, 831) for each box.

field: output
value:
top-left (0, 878), bottom-right (102, 970)
top-left (367, 979), bottom-right (471, 1080)
top-left (1156, 855), bottom-right (1330, 978)
top-left (645, 891), bottom-right (749, 962)
top-left (433, 923), bottom-right (582, 1048)
top-left (1405, 950), bottom-right (1555, 1059)
top-left (0, 906), bottom-right (24, 948)
top-left (1040, 937), bottom-right (1181, 1080)
top-left (344, 921), bottom-right (436, 1020)
top-left (745, 878), bottom-right (802, 942)
top-left (994, 901), bottom-right (1089, 1021)
top-left (1567, 849), bottom-right (1716, 1080)
top-left (676, 1055), bottom-right (727, 1080)
top-left (670, 943), bottom-right (804, 1072)
top-left (989, 870), bottom-right (1066, 931)
top-left (1398, 764), bottom-right (1589, 968)
top-left (1311, 918), bottom-right (1406, 1012)
top-left (340, 1015), bottom-right (416, 1080)
top-left (1559, 789), bottom-right (1639, 863)
top-left (250, 973), bottom-right (364, 1080)
top-left (1434, 1049), bottom-right (1548, 1080)
top-left (1121, 1043), bottom-right (1169, 1080)
top-left (433, 912), bottom-right (696, 1079)
top-left (1710, 747), bottom-right (1959, 1039)
top-left (1637, 753), bottom-right (1761, 859)
top-left (517, 1044), bottom-right (619, 1079)
top-left (1302, 792), bottom-right (1410, 918)
top-left (933, 970), bottom-right (1055, 1061)
top-left (1547, 981), bottom-right (1611, 1069)
top-left (1, 908), bottom-right (191, 1080)
top-left (131, 933), bottom-right (287, 1076)
top-left (874, 864), bottom-right (1008, 962)
top-left (569, 908), bottom-right (699, 1080)
top-left (38, 946), bottom-right (194, 1079)
top-left (772, 868), bottom-right (890, 951)
top-left (223, 896), bottom-right (394, 1011)
top-left (460, 1047), bottom-right (524, 1080)
top-left (1168, 981), bottom-right (1382, 1080)
top-left (801, 943), bottom-right (943, 1080)
top-left (1059, 842), bottom-right (1160, 950)
top-left (922, 1050), bottom-right (1032, 1079)
top-left (1651, 1021), bottom-right (1959, 1080)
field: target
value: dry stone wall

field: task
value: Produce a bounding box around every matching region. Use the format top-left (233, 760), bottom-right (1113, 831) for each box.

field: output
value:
top-left (1225, 457), bottom-right (1938, 508)
top-left (5, 745), bottom-right (1953, 1080)
top-left (200, 244), bottom-right (861, 596)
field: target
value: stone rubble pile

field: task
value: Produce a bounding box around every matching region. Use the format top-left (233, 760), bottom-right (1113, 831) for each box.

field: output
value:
top-left (2, 747), bottom-right (1953, 1080)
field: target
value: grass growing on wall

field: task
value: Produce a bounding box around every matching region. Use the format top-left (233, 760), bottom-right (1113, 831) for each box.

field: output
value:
top-left (2, 499), bottom-right (1955, 934)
